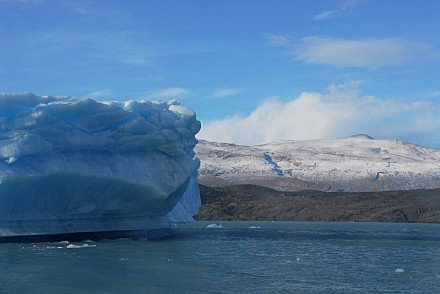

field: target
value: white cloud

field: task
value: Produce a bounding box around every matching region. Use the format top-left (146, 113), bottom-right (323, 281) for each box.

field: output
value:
top-left (198, 82), bottom-right (440, 146)
top-left (268, 36), bottom-right (435, 67)
top-left (87, 35), bottom-right (155, 66)
top-left (298, 37), bottom-right (431, 67)
top-left (26, 29), bottom-right (156, 66)
top-left (149, 87), bottom-right (190, 98)
top-left (313, 0), bottom-right (365, 21)
top-left (85, 89), bottom-right (111, 99)
top-left (426, 90), bottom-right (440, 98)
top-left (209, 88), bottom-right (241, 98)
top-left (266, 34), bottom-right (290, 47)
top-left (313, 10), bottom-right (335, 21)
top-left (24, 22), bottom-right (209, 67)
top-left (339, 0), bottom-right (363, 11)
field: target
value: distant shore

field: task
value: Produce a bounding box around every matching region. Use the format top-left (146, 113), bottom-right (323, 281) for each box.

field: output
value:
top-left (196, 184), bottom-right (440, 223)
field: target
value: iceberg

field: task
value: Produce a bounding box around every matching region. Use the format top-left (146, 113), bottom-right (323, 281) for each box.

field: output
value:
top-left (0, 93), bottom-right (201, 240)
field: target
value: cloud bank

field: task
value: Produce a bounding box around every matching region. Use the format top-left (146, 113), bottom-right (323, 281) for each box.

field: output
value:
top-left (268, 36), bottom-right (435, 68)
top-left (198, 83), bottom-right (440, 147)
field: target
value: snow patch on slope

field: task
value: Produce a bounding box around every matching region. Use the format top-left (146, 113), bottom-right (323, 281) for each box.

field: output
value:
top-left (196, 136), bottom-right (440, 192)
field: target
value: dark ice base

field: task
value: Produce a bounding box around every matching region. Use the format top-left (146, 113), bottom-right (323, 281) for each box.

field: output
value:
top-left (0, 228), bottom-right (177, 243)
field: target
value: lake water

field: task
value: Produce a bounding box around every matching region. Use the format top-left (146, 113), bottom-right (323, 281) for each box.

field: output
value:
top-left (1, 221), bottom-right (440, 293)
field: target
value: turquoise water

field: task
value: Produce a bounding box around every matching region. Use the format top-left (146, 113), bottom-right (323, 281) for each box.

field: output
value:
top-left (1, 221), bottom-right (440, 293)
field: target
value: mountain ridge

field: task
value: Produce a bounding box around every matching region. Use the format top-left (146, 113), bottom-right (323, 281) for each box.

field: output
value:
top-left (195, 136), bottom-right (440, 192)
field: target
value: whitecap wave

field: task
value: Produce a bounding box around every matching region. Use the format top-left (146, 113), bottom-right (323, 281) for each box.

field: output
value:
top-left (66, 244), bottom-right (96, 249)
top-left (206, 224), bottom-right (223, 229)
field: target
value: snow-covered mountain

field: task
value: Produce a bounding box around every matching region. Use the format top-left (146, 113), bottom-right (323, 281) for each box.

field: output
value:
top-left (196, 135), bottom-right (440, 192)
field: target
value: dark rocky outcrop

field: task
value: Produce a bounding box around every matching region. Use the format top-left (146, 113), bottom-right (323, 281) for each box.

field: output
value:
top-left (196, 184), bottom-right (440, 223)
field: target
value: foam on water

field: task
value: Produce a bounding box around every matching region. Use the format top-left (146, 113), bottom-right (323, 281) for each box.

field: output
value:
top-left (206, 224), bottom-right (223, 229)
top-left (66, 244), bottom-right (96, 249)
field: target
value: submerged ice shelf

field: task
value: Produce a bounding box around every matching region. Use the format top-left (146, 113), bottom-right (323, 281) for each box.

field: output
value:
top-left (0, 93), bottom-right (201, 237)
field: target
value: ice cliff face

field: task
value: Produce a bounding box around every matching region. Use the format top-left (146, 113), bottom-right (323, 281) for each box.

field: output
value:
top-left (196, 137), bottom-right (440, 192)
top-left (0, 93), bottom-right (201, 236)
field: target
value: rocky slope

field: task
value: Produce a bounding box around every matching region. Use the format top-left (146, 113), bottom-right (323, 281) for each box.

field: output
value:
top-left (196, 184), bottom-right (440, 223)
top-left (196, 135), bottom-right (440, 192)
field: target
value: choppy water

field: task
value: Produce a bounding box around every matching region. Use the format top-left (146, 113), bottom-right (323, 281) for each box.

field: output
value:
top-left (1, 221), bottom-right (440, 293)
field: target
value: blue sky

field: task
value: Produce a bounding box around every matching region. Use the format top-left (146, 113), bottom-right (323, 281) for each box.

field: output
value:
top-left (1, 0), bottom-right (439, 146)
